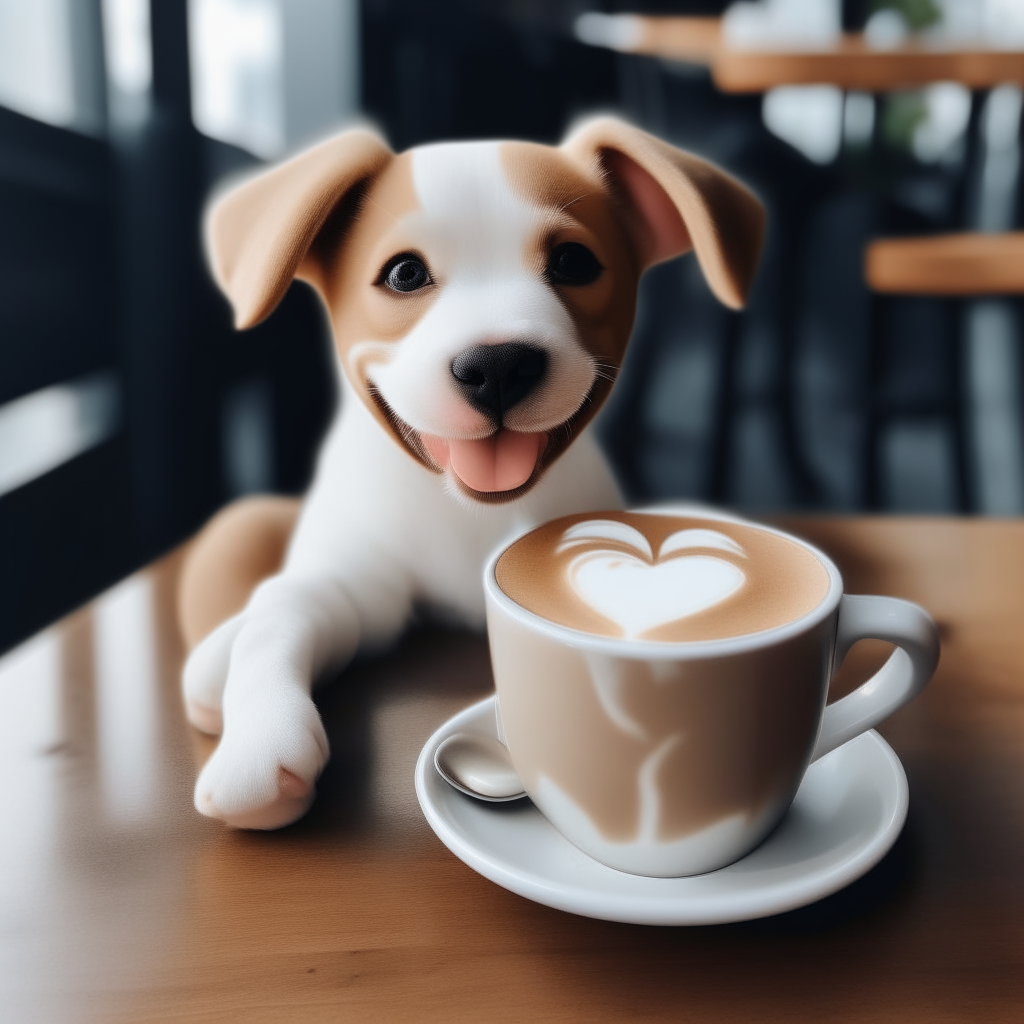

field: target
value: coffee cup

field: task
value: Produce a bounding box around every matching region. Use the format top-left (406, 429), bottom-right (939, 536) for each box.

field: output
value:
top-left (483, 508), bottom-right (939, 877)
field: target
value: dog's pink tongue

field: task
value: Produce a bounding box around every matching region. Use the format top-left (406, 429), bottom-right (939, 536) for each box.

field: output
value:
top-left (444, 431), bottom-right (545, 492)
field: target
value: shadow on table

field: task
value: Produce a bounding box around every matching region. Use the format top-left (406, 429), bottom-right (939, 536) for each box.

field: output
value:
top-left (733, 809), bottom-right (921, 936)
top-left (286, 625), bottom-right (496, 842)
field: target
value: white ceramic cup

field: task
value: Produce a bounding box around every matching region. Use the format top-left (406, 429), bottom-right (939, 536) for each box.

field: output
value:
top-left (483, 511), bottom-right (939, 878)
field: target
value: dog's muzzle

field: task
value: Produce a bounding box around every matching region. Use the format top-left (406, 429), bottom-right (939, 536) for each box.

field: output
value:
top-left (413, 341), bottom-right (548, 494)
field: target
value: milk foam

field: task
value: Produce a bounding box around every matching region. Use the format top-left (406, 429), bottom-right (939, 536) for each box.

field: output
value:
top-left (566, 539), bottom-right (747, 638)
top-left (495, 512), bottom-right (830, 642)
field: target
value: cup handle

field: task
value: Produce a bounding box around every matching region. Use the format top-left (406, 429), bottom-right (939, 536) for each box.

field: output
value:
top-left (810, 594), bottom-right (940, 763)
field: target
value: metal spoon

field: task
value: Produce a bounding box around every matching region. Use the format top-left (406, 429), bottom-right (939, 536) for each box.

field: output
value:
top-left (434, 732), bottom-right (527, 802)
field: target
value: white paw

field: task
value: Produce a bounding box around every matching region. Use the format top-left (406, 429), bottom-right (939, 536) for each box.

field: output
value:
top-left (182, 615), bottom-right (244, 735)
top-left (185, 698), bottom-right (224, 736)
top-left (194, 686), bottom-right (329, 829)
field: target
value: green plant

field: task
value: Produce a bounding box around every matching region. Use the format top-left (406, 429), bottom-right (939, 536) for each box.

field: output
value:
top-left (870, 0), bottom-right (942, 30)
top-left (882, 91), bottom-right (929, 150)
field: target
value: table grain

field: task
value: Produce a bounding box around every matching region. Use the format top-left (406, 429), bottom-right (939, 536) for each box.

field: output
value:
top-left (2, 517), bottom-right (1023, 1023)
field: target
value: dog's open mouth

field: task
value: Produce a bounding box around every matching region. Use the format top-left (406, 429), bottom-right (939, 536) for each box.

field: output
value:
top-left (368, 372), bottom-right (616, 502)
top-left (419, 431), bottom-right (547, 492)
top-left (367, 386), bottom-right (551, 498)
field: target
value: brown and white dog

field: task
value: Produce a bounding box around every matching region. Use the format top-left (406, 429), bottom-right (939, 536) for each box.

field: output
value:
top-left (177, 116), bottom-right (765, 829)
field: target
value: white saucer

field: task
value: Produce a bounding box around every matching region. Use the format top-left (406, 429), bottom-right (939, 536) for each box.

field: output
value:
top-left (414, 696), bottom-right (909, 925)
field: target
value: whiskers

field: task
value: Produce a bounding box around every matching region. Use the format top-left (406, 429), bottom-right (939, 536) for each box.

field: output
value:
top-left (397, 418), bottom-right (421, 450)
top-left (557, 192), bottom-right (593, 214)
top-left (592, 360), bottom-right (619, 386)
top-left (367, 382), bottom-right (428, 456)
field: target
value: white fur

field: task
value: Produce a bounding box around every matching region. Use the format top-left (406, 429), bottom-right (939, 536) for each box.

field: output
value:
top-left (186, 142), bottom-right (623, 829)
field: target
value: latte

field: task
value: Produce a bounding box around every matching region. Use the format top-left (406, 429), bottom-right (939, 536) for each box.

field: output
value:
top-left (495, 511), bottom-right (830, 643)
top-left (484, 511), bottom-right (935, 877)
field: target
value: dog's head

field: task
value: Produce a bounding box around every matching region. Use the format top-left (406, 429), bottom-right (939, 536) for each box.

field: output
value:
top-left (206, 117), bottom-right (765, 502)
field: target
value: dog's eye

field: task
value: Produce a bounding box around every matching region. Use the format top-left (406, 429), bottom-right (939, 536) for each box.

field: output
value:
top-left (381, 254), bottom-right (431, 293)
top-left (547, 242), bottom-right (603, 287)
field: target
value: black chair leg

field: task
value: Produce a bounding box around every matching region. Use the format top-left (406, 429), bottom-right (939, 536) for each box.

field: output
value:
top-left (707, 310), bottom-right (742, 504)
top-left (952, 298), bottom-right (975, 513)
top-left (864, 292), bottom-right (886, 510)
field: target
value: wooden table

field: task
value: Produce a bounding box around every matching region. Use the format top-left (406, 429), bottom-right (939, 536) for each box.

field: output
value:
top-left (596, 16), bottom-right (1024, 92)
top-left (866, 232), bottom-right (1024, 295)
top-left (3, 517), bottom-right (1024, 1023)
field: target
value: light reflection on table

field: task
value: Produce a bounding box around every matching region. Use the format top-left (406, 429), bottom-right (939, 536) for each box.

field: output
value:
top-left (0, 557), bottom-right (203, 1024)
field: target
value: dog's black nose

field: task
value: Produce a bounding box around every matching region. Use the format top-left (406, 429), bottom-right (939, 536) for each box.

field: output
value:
top-left (451, 343), bottom-right (548, 421)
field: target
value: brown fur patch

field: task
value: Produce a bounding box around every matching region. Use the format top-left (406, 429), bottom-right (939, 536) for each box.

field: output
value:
top-left (298, 153), bottom-right (446, 465)
top-left (178, 496), bottom-right (301, 649)
top-left (496, 142), bottom-right (643, 488)
top-left (501, 142), bottom-right (642, 369)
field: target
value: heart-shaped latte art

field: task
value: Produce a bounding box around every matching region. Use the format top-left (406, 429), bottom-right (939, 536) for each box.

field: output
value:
top-left (566, 550), bottom-right (746, 638)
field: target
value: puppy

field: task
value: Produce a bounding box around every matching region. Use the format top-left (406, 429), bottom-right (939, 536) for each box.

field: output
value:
top-left (178, 116), bottom-right (765, 829)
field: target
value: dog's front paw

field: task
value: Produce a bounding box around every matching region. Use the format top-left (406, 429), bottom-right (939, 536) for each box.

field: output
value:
top-left (182, 616), bottom-right (245, 736)
top-left (194, 687), bottom-right (329, 829)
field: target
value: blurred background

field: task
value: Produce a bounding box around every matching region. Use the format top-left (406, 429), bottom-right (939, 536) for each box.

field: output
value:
top-left (1, 0), bottom-right (1023, 653)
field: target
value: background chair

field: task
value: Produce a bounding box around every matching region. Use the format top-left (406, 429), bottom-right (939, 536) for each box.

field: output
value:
top-left (0, 3), bottom-right (334, 652)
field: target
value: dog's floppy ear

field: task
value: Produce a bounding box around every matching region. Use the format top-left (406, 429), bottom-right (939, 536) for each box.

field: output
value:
top-left (206, 128), bottom-right (393, 329)
top-left (562, 117), bottom-right (765, 309)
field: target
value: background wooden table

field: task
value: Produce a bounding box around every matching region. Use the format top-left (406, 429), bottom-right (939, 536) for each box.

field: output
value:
top-left (2, 518), bottom-right (1024, 1023)
top-left (865, 232), bottom-right (1024, 295)
top-left (607, 16), bottom-right (1024, 91)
